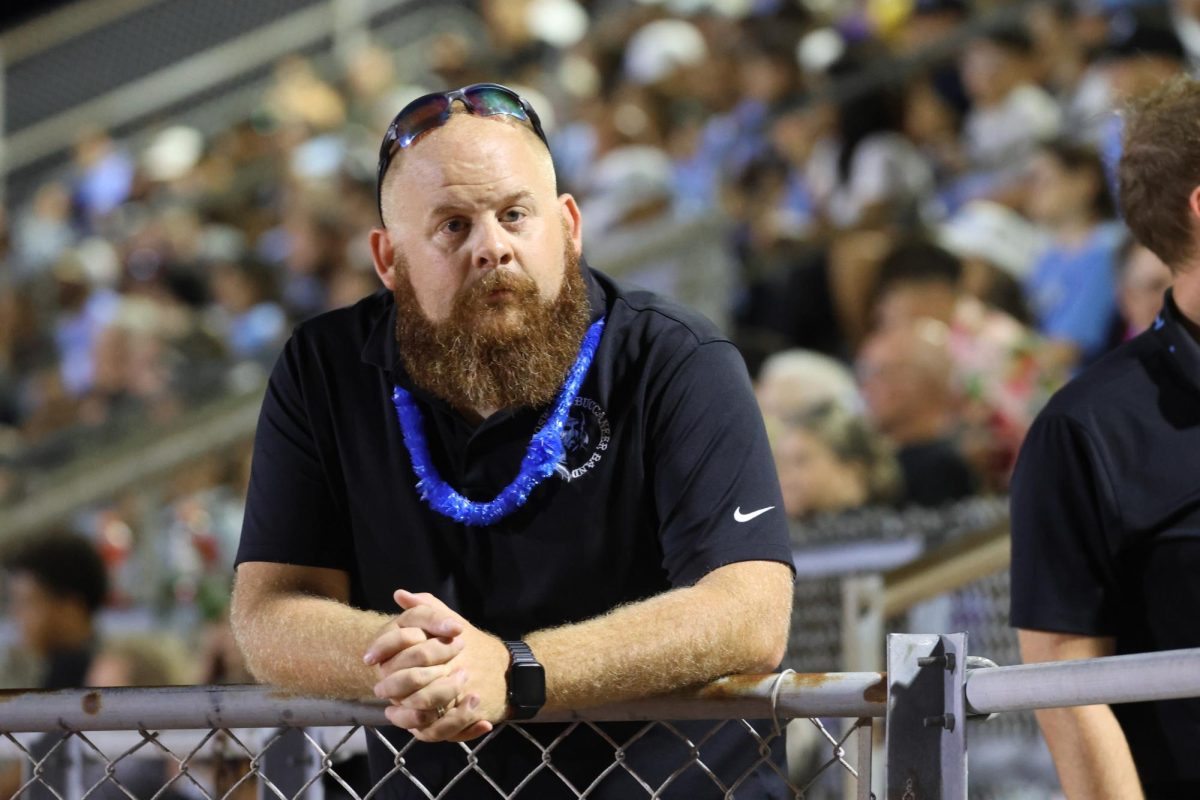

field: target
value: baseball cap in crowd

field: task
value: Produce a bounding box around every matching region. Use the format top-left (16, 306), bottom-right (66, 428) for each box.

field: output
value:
top-left (938, 201), bottom-right (1048, 281)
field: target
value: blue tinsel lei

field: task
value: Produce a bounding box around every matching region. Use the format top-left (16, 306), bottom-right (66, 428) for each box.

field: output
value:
top-left (391, 317), bottom-right (606, 526)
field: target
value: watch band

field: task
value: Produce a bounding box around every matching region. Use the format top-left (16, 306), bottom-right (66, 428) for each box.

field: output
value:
top-left (502, 640), bottom-right (545, 720)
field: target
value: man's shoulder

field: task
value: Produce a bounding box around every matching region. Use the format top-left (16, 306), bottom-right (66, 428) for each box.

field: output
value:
top-left (595, 270), bottom-right (728, 351)
top-left (1038, 332), bottom-right (1159, 427)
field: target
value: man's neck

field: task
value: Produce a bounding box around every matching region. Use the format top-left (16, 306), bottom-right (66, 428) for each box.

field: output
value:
top-left (1173, 269), bottom-right (1200, 342)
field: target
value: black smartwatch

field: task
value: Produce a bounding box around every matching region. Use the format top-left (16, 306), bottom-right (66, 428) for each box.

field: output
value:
top-left (502, 640), bottom-right (545, 720)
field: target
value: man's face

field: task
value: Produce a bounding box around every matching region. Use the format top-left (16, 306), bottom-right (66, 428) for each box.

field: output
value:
top-left (372, 113), bottom-right (580, 327)
top-left (856, 334), bottom-right (933, 434)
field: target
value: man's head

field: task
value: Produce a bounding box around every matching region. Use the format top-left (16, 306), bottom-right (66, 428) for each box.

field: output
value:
top-left (1119, 75), bottom-right (1200, 275)
top-left (369, 85), bottom-right (591, 415)
top-left (2, 531), bottom-right (108, 656)
top-left (1025, 139), bottom-right (1114, 228)
top-left (856, 320), bottom-right (956, 443)
top-left (871, 240), bottom-right (963, 329)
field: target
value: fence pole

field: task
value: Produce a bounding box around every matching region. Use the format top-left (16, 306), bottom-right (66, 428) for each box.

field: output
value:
top-left (886, 633), bottom-right (968, 800)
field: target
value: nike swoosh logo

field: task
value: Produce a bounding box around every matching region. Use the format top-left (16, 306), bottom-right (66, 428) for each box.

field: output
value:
top-left (734, 506), bottom-right (775, 523)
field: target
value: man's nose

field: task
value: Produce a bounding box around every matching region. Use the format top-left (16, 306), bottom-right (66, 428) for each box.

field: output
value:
top-left (470, 218), bottom-right (514, 270)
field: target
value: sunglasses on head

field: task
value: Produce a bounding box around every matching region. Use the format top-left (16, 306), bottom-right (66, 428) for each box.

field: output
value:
top-left (375, 82), bottom-right (550, 222)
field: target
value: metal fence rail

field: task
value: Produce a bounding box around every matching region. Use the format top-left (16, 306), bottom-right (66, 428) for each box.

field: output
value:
top-left (2, 645), bottom-right (1200, 798)
top-left (0, 676), bottom-right (883, 799)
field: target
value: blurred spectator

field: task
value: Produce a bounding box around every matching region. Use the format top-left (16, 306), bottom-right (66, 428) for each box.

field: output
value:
top-left (803, 51), bottom-right (933, 229)
top-left (857, 319), bottom-right (978, 506)
top-left (207, 258), bottom-right (287, 362)
top-left (937, 200), bottom-right (1045, 324)
top-left (1093, 7), bottom-right (1189, 188)
top-left (12, 184), bottom-right (75, 278)
top-left (958, 22), bottom-right (1061, 201)
top-left (71, 129), bottom-right (135, 227)
top-left (85, 635), bottom-right (190, 687)
top-left (756, 348), bottom-right (861, 421)
top-left (0, 531), bottom-right (108, 688)
top-left (871, 239), bottom-right (1065, 489)
top-left (1023, 139), bottom-right (1125, 368)
top-left (1115, 241), bottom-right (1174, 341)
top-left (772, 401), bottom-right (901, 520)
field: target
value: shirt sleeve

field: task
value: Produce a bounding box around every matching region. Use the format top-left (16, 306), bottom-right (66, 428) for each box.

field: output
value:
top-left (1009, 411), bottom-right (1119, 635)
top-left (235, 333), bottom-right (354, 571)
top-left (647, 340), bottom-right (795, 587)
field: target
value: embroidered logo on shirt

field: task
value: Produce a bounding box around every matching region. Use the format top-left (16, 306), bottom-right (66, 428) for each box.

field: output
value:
top-left (733, 506), bottom-right (775, 523)
top-left (539, 397), bottom-right (611, 482)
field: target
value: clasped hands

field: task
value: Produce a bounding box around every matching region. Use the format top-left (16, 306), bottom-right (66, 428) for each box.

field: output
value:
top-left (362, 589), bottom-right (511, 742)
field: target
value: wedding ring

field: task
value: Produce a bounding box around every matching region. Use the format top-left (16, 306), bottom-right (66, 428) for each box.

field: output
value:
top-left (435, 705), bottom-right (447, 719)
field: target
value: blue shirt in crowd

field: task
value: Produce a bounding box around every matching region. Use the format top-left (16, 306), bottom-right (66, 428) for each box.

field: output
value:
top-left (1025, 222), bottom-right (1125, 362)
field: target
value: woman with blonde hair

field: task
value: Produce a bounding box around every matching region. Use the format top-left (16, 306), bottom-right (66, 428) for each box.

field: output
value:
top-left (771, 401), bottom-right (902, 519)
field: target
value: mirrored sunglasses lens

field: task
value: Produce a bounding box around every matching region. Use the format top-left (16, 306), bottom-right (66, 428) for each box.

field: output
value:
top-left (465, 87), bottom-right (528, 120)
top-left (396, 97), bottom-right (450, 147)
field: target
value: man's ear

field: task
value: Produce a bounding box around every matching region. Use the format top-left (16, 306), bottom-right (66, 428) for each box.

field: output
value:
top-left (369, 228), bottom-right (398, 291)
top-left (1189, 185), bottom-right (1200, 223)
top-left (559, 193), bottom-right (583, 256)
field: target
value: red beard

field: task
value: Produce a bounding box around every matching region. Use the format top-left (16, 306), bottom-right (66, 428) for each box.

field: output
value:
top-left (392, 242), bottom-right (591, 416)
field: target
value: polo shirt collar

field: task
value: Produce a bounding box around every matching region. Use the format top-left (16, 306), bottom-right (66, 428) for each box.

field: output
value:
top-left (360, 258), bottom-right (608, 388)
top-left (1152, 288), bottom-right (1200, 396)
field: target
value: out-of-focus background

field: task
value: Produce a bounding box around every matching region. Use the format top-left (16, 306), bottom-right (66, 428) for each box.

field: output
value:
top-left (0, 0), bottom-right (1191, 795)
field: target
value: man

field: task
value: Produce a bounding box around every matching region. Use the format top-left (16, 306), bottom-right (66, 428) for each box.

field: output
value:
top-left (1, 530), bottom-right (108, 689)
top-left (856, 315), bottom-right (977, 507)
top-left (1010, 76), bottom-right (1200, 798)
top-left (230, 84), bottom-right (794, 798)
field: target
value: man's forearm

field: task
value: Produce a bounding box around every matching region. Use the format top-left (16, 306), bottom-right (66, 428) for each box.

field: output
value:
top-left (1034, 705), bottom-right (1143, 800)
top-left (526, 561), bottom-right (792, 711)
top-left (1017, 630), bottom-right (1144, 799)
top-left (231, 583), bottom-right (390, 700)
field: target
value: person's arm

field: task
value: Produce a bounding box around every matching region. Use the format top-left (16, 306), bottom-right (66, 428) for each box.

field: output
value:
top-left (230, 562), bottom-right (464, 700)
top-left (1017, 629), bottom-right (1143, 800)
top-left (367, 559), bottom-right (793, 741)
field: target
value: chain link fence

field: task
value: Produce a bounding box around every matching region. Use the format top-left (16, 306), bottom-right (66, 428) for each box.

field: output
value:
top-left (0, 678), bottom-right (884, 799)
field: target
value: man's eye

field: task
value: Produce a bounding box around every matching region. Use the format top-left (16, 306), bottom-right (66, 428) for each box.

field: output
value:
top-left (502, 208), bottom-right (527, 223)
top-left (442, 219), bottom-right (467, 234)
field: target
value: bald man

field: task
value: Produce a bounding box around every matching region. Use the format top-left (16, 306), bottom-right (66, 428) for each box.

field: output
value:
top-left (856, 320), bottom-right (977, 506)
top-left (230, 84), bottom-right (794, 798)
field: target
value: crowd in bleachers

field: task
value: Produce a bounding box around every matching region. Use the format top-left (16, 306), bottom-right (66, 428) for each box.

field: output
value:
top-left (0, 0), bottom-right (1194, 686)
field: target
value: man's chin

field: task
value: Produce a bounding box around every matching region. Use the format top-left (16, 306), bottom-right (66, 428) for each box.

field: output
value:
top-left (473, 304), bottom-right (528, 337)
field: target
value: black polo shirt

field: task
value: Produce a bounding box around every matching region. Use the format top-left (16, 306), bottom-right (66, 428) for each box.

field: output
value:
top-left (1010, 290), bottom-right (1200, 797)
top-left (236, 265), bottom-right (794, 799)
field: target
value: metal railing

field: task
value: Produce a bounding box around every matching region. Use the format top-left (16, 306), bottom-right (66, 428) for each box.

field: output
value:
top-left (2, 644), bottom-right (1199, 798)
top-left (0, 675), bottom-right (885, 799)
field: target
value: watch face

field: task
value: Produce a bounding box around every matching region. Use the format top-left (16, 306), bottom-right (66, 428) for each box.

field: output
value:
top-left (509, 662), bottom-right (546, 707)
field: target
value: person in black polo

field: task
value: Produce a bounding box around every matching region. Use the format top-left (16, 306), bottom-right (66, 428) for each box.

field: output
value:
top-left (1010, 76), bottom-right (1200, 799)
top-left (229, 84), bottom-right (795, 798)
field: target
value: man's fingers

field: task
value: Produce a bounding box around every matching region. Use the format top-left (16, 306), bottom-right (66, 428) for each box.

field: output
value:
top-left (393, 605), bottom-right (463, 639)
top-left (383, 705), bottom-right (440, 730)
top-left (394, 589), bottom-right (448, 612)
top-left (363, 625), bottom-right (427, 666)
top-left (398, 669), bottom-right (468, 713)
top-left (406, 695), bottom-right (490, 743)
top-left (373, 665), bottom-right (451, 702)
top-left (377, 635), bottom-right (464, 675)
